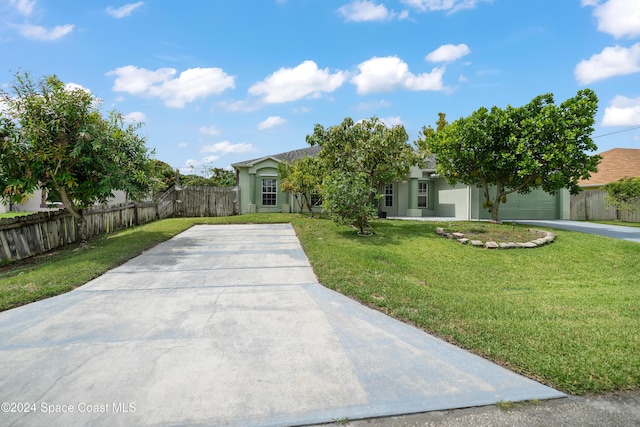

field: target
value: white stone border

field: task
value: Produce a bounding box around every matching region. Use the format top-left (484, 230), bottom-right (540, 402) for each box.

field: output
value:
top-left (434, 228), bottom-right (556, 249)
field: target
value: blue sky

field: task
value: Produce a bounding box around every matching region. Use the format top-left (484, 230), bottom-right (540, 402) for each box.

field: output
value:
top-left (2, 0), bottom-right (640, 174)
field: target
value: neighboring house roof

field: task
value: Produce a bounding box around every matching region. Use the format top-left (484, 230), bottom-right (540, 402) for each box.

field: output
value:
top-left (232, 145), bottom-right (438, 171)
top-left (578, 148), bottom-right (640, 187)
top-left (232, 146), bottom-right (321, 168)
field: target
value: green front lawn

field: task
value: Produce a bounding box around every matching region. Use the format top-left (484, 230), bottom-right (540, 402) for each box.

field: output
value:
top-left (0, 214), bottom-right (638, 396)
top-left (0, 212), bottom-right (33, 219)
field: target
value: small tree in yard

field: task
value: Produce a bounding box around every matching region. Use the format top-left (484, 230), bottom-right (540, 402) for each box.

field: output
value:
top-left (0, 72), bottom-right (153, 242)
top-left (604, 177), bottom-right (640, 220)
top-left (278, 156), bottom-right (324, 216)
top-left (306, 116), bottom-right (418, 233)
top-left (322, 172), bottom-right (378, 236)
top-left (306, 116), bottom-right (418, 204)
top-left (418, 89), bottom-right (601, 222)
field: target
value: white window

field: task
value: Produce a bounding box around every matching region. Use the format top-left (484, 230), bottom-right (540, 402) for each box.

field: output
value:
top-left (262, 179), bottom-right (277, 206)
top-left (418, 182), bottom-right (428, 208)
top-left (384, 184), bottom-right (393, 207)
top-left (310, 193), bottom-right (322, 207)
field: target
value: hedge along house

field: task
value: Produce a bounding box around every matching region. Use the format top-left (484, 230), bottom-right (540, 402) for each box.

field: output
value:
top-left (232, 147), bottom-right (571, 220)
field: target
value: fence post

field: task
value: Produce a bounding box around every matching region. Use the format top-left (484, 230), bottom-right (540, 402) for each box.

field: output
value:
top-left (133, 202), bottom-right (139, 226)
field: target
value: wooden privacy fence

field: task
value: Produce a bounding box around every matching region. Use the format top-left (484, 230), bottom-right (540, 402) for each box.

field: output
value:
top-left (571, 189), bottom-right (640, 222)
top-left (175, 186), bottom-right (239, 217)
top-left (0, 185), bottom-right (239, 262)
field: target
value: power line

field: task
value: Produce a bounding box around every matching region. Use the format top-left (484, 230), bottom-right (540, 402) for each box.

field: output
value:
top-left (592, 125), bottom-right (640, 139)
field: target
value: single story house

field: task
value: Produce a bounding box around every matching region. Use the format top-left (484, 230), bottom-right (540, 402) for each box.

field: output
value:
top-left (232, 147), bottom-right (571, 220)
top-left (577, 148), bottom-right (640, 189)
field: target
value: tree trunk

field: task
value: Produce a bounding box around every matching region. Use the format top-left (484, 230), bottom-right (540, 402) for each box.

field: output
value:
top-left (57, 186), bottom-right (88, 243)
top-left (489, 200), bottom-right (501, 223)
top-left (75, 214), bottom-right (88, 243)
top-left (490, 180), bottom-right (504, 223)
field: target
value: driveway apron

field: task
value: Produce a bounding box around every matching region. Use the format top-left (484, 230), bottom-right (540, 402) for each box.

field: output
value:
top-left (0, 224), bottom-right (564, 427)
top-left (516, 220), bottom-right (640, 243)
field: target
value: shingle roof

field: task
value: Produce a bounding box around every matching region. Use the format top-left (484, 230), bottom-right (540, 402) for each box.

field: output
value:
top-left (423, 154), bottom-right (437, 171)
top-left (578, 148), bottom-right (640, 187)
top-left (232, 145), bottom-right (437, 171)
top-left (232, 146), bottom-right (321, 168)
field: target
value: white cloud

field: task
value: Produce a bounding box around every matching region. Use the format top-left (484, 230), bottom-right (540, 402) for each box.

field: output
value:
top-left (123, 111), bottom-right (146, 123)
top-left (338, 1), bottom-right (391, 22)
top-left (9, 0), bottom-right (35, 16)
top-left (217, 99), bottom-right (262, 112)
top-left (583, 0), bottom-right (640, 38)
top-left (602, 95), bottom-right (640, 125)
top-left (177, 142), bottom-right (188, 148)
top-left (199, 125), bottom-right (221, 136)
top-left (425, 43), bottom-right (471, 62)
top-left (354, 99), bottom-right (391, 110)
top-left (16, 23), bottom-right (74, 41)
top-left (107, 66), bottom-right (176, 95)
top-left (106, 2), bottom-right (144, 18)
top-left (351, 56), bottom-right (445, 94)
top-left (574, 43), bottom-right (640, 84)
top-left (401, 0), bottom-right (491, 14)
top-left (107, 65), bottom-right (235, 108)
top-left (64, 82), bottom-right (105, 106)
top-left (64, 82), bottom-right (91, 93)
top-left (381, 116), bottom-right (403, 126)
top-left (338, 1), bottom-right (410, 22)
top-left (293, 106), bottom-right (311, 113)
top-left (249, 60), bottom-right (347, 103)
top-left (200, 141), bottom-right (254, 154)
top-left (258, 116), bottom-right (286, 130)
top-left (181, 158), bottom-right (210, 174)
top-left (182, 159), bottom-right (200, 170)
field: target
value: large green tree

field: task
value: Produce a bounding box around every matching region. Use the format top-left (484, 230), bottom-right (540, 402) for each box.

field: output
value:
top-left (0, 72), bottom-right (153, 241)
top-left (418, 90), bottom-right (601, 222)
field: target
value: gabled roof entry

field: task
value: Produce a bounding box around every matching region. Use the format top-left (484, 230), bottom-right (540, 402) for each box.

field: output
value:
top-left (232, 146), bottom-right (321, 169)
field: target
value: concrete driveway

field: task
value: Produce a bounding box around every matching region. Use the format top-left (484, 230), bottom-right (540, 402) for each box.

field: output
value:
top-left (0, 224), bottom-right (563, 427)
top-left (516, 220), bottom-right (640, 243)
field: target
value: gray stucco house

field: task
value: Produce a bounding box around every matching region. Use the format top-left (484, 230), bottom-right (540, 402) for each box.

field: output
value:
top-left (232, 147), bottom-right (571, 220)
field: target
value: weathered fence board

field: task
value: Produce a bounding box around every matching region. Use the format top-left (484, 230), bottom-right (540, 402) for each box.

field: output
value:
top-left (571, 189), bottom-right (640, 222)
top-left (0, 211), bottom-right (76, 261)
top-left (176, 186), bottom-right (239, 217)
top-left (0, 185), bottom-right (239, 262)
